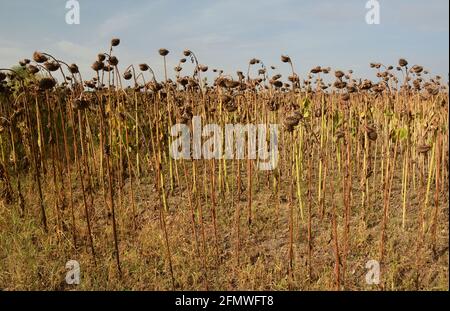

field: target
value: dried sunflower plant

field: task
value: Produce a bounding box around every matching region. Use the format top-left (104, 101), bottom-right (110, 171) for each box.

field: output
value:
top-left (0, 37), bottom-right (448, 291)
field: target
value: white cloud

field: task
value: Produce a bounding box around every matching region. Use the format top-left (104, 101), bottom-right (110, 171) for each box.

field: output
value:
top-left (96, 0), bottom-right (166, 38)
top-left (98, 13), bottom-right (137, 37)
top-left (0, 39), bottom-right (30, 69)
top-left (55, 40), bottom-right (96, 60)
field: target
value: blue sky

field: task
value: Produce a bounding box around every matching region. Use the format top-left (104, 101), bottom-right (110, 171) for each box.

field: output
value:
top-left (0, 0), bottom-right (448, 82)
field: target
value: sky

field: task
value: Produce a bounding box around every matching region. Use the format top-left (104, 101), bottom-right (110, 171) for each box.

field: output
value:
top-left (0, 0), bottom-right (448, 83)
